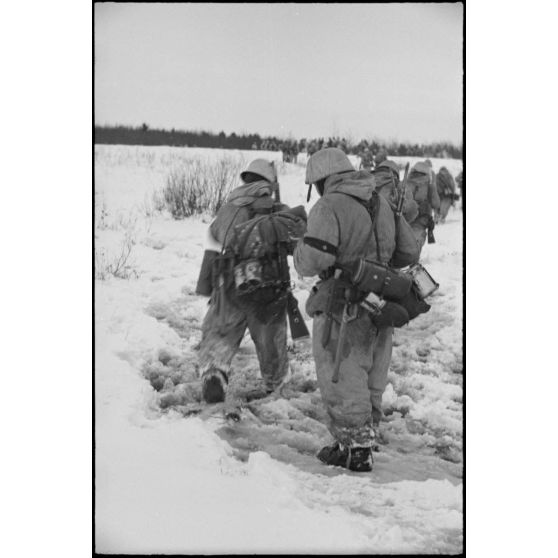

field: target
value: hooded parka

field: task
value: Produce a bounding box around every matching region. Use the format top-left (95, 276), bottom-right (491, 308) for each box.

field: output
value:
top-left (294, 170), bottom-right (419, 447)
top-left (408, 166), bottom-right (441, 250)
top-left (435, 167), bottom-right (457, 222)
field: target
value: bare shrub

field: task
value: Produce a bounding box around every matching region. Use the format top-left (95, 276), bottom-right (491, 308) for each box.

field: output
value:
top-left (95, 229), bottom-right (138, 280)
top-left (95, 208), bottom-right (140, 281)
top-left (161, 156), bottom-right (244, 219)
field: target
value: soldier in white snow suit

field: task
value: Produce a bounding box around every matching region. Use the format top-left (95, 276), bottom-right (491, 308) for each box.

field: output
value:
top-left (359, 147), bottom-right (374, 172)
top-left (294, 148), bottom-right (420, 472)
top-left (435, 166), bottom-right (457, 223)
top-left (373, 160), bottom-right (419, 223)
top-left (408, 161), bottom-right (440, 252)
top-left (374, 148), bottom-right (388, 168)
top-left (195, 159), bottom-right (306, 404)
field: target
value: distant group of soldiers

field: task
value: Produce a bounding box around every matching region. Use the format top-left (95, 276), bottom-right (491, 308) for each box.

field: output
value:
top-left (279, 139), bottom-right (302, 163)
top-left (252, 136), bottom-right (459, 160)
top-left (305, 137), bottom-right (350, 156)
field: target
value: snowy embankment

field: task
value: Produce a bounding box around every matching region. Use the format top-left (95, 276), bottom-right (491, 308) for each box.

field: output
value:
top-left (95, 145), bottom-right (463, 554)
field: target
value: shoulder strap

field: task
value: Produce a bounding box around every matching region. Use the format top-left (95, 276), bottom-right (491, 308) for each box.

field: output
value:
top-left (336, 191), bottom-right (384, 262)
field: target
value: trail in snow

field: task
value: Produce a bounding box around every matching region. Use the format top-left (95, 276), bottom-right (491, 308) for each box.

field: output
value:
top-left (140, 243), bottom-right (462, 484)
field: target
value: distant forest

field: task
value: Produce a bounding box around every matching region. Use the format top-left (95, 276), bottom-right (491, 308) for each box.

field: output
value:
top-left (94, 124), bottom-right (462, 159)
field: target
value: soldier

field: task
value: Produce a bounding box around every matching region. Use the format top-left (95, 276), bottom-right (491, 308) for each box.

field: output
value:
top-left (424, 159), bottom-right (437, 195)
top-left (374, 148), bottom-right (388, 167)
top-left (293, 148), bottom-right (420, 472)
top-left (195, 159), bottom-right (307, 404)
top-left (290, 140), bottom-right (299, 164)
top-left (359, 146), bottom-right (374, 172)
top-left (455, 170), bottom-right (463, 210)
top-left (373, 160), bottom-right (419, 223)
top-left (435, 166), bottom-right (457, 223)
top-left (408, 161), bottom-right (440, 252)
top-left (281, 142), bottom-right (289, 162)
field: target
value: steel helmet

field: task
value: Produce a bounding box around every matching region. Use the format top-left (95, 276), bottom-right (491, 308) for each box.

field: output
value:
top-left (412, 161), bottom-right (430, 175)
top-left (305, 147), bottom-right (354, 185)
top-left (377, 160), bottom-right (400, 175)
top-left (375, 149), bottom-right (388, 164)
top-left (240, 159), bottom-right (277, 183)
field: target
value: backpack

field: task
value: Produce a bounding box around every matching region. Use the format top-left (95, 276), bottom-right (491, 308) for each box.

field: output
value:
top-left (223, 207), bottom-right (307, 319)
top-left (436, 168), bottom-right (455, 197)
top-left (409, 171), bottom-right (435, 218)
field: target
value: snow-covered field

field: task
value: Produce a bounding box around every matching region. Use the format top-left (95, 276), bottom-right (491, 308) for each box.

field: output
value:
top-left (95, 145), bottom-right (463, 554)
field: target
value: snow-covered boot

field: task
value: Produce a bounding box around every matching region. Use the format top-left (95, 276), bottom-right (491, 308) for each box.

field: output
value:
top-left (201, 368), bottom-right (228, 404)
top-left (317, 443), bottom-right (373, 472)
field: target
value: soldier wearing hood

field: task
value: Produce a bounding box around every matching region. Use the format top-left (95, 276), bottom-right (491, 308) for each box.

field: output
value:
top-left (407, 161), bottom-right (441, 251)
top-left (373, 160), bottom-right (419, 223)
top-left (294, 148), bottom-right (420, 472)
top-left (195, 159), bottom-right (306, 404)
top-left (435, 166), bottom-right (457, 223)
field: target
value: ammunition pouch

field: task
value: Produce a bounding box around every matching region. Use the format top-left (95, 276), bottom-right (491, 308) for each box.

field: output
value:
top-left (350, 259), bottom-right (413, 301)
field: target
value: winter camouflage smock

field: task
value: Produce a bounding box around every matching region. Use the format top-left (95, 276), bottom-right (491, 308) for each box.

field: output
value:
top-left (294, 170), bottom-right (418, 317)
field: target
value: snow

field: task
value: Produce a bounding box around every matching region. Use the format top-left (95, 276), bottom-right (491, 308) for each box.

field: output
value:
top-left (95, 144), bottom-right (463, 554)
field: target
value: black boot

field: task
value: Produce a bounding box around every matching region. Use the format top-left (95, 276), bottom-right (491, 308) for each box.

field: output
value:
top-left (201, 369), bottom-right (228, 404)
top-left (317, 443), bottom-right (373, 472)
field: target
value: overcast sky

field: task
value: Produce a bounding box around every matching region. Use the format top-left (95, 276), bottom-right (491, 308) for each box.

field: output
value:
top-left (95, 2), bottom-right (463, 144)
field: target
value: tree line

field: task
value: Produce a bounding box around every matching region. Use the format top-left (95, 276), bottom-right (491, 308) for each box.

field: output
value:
top-left (94, 124), bottom-right (462, 159)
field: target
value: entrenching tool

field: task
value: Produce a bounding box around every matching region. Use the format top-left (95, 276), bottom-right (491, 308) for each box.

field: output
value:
top-left (321, 268), bottom-right (343, 348)
top-left (331, 288), bottom-right (359, 384)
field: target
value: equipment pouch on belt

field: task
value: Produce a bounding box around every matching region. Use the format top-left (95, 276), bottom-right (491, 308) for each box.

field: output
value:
top-left (350, 259), bottom-right (412, 301)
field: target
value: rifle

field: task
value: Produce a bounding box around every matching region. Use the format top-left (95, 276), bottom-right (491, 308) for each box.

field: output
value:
top-left (427, 216), bottom-right (436, 244)
top-left (396, 162), bottom-right (411, 218)
top-left (216, 254), bottom-right (231, 335)
top-left (286, 291), bottom-right (310, 339)
top-left (273, 173), bottom-right (310, 341)
top-left (271, 161), bottom-right (281, 207)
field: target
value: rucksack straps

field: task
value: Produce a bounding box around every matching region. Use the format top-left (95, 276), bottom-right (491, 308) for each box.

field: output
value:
top-left (341, 191), bottom-right (383, 263)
